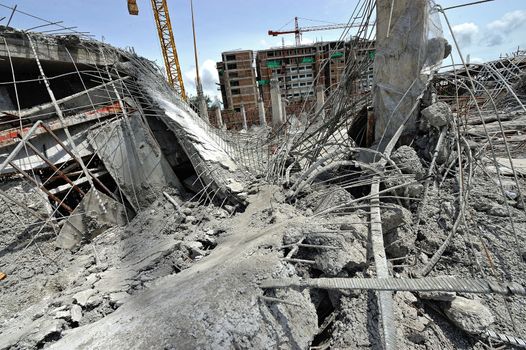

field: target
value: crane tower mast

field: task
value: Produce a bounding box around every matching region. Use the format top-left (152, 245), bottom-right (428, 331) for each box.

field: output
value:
top-left (151, 0), bottom-right (187, 100)
top-left (128, 0), bottom-right (187, 100)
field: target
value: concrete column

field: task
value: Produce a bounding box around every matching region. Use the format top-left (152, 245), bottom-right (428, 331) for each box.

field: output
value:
top-left (240, 104), bottom-right (248, 130)
top-left (196, 84), bottom-right (209, 121)
top-left (270, 78), bottom-right (284, 129)
top-left (198, 97), bottom-right (208, 121)
top-left (258, 97), bottom-right (267, 127)
top-left (215, 106), bottom-right (223, 128)
top-left (281, 99), bottom-right (287, 123)
top-left (316, 84), bottom-right (325, 120)
top-left (373, 0), bottom-right (430, 149)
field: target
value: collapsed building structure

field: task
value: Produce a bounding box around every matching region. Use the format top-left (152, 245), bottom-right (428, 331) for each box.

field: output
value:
top-left (1, 0), bottom-right (526, 349)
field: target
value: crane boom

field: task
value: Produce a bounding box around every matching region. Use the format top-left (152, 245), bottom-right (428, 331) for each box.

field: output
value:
top-left (268, 17), bottom-right (362, 46)
top-left (150, 0), bottom-right (187, 100)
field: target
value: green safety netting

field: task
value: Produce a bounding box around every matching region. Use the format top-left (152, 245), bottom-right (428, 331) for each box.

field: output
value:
top-left (267, 60), bottom-right (281, 68)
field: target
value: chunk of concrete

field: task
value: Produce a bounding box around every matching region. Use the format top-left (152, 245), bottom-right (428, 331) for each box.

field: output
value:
top-left (381, 205), bottom-right (412, 232)
top-left (70, 305), bottom-right (83, 323)
top-left (184, 215), bottom-right (197, 224)
top-left (308, 232), bottom-right (367, 276)
top-left (226, 180), bottom-right (244, 194)
top-left (381, 205), bottom-right (415, 258)
top-left (444, 296), bottom-right (494, 334)
top-left (72, 289), bottom-right (96, 307)
top-left (421, 102), bottom-right (452, 128)
top-left (55, 189), bottom-right (128, 249)
top-left (27, 319), bottom-right (65, 347)
top-left (391, 145), bottom-right (426, 180)
top-left (314, 186), bottom-right (353, 214)
top-left (419, 291), bottom-right (456, 301)
top-left (384, 227), bottom-right (415, 258)
top-left (53, 310), bottom-right (71, 321)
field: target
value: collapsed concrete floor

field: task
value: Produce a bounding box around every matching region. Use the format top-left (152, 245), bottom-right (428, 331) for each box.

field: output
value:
top-left (2, 164), bottom-right (526, 349)
top-left (2, 3), bottom-right (526, 350)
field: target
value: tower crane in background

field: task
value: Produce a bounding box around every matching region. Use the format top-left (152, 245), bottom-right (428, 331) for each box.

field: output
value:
top-left (128, 0), bottom-right (187, 101)
top-left (268, 17), bottom-right (361, 46)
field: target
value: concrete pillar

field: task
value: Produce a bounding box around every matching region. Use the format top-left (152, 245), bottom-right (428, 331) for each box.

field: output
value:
top-left (373, 0), bottom-right (430, 149)
top-left (197, 91), bottom-right (209, 122)
top-left (258, 97), bottom-right (267, 127)
top-left (281, 99), bottom-right (287, 123)
top-left (215, 106), bottom-right (223, 129)
top-left (240, 104), bottom-right (248, 130)
top-left (316, 84), bottom-right (325, 120)
top-left (270, 78), bottom-right (284, 129)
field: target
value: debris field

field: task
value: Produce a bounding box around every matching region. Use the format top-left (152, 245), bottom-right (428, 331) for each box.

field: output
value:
top-left (1, 1), bottom-right (526, 349)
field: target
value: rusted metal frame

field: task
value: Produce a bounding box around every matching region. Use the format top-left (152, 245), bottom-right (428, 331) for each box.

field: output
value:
top-left (2, 76), bottom-right (130, 120)
top-left (8, 161), bottom-right (73, 213)
top-left (26, 34), bottom-right (107, 214)
top-left (0, 120), bottom-right (44, 174)
top-left (24, 140), bottom-right (86, 196)
top-left (38, 122), bottom-right (117, 201)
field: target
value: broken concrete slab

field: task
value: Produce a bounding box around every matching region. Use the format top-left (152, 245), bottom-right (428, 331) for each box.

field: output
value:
top-left (55, 188), bottom-right (127, 249)
top-left (88, 115), bottom-right (184, 210)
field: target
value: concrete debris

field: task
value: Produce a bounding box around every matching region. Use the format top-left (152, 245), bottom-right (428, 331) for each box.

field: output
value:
top-left (314, 186), bottom-right (354, 214)
top-left (391, 145), bottom-right (426, 180)
top-left (307, 231), bottom-right (367, 275)
top-left (70, 305), bottom-right (83, 323)
top-left (444, 296), bottom-right (495, 334)
top-left (418, 291), bottom-right (456, 301)
top-left (1, 4), bottom-right (526, 350)
top-left (421, 101), bottom-right (453, 128)
top-left (72, 289), bottom-right (97, 307)
top-left (56, 189), bottom-right (127, 249)
top-left (88, 116), bottom-right (184, 209)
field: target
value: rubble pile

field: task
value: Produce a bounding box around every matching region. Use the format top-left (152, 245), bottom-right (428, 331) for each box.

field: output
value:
top-left (1, 1), bottom-right (526, 350)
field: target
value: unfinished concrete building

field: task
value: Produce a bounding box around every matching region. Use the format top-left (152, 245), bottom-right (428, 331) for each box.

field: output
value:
top-left (216, 39), bottom-right (375, 129)
top-left (2, 1), bottom-right (526, 350)
top-left (216, 50), bottom-right (259, 128)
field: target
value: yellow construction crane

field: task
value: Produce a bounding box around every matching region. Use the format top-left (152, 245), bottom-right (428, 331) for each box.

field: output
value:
top-left (128, 0), bottom-right (187, 100)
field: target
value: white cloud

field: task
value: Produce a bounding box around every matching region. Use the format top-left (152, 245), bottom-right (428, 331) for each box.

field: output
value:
top-left (183, 59), bottom-right (220, 100)
top-left (488, 10), bottom-right (526, 34)
top-left (485, 33), bottom-right (503, 47)
top-left (452, 22), bottom-right (479, 47)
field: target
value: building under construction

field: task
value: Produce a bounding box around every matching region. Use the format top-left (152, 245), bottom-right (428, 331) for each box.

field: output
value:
top-left (215, 39), bottom-right (375, 128)
top-left (2, 1), bottom-right (526, 350)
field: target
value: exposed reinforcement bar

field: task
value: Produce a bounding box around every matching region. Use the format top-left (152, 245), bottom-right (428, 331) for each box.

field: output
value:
top-left (260, 277), bottom-right (526, 296)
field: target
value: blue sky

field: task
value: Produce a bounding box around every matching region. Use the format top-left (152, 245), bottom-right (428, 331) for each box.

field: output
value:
top-left (2, 0), bottom-right (525, 100)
